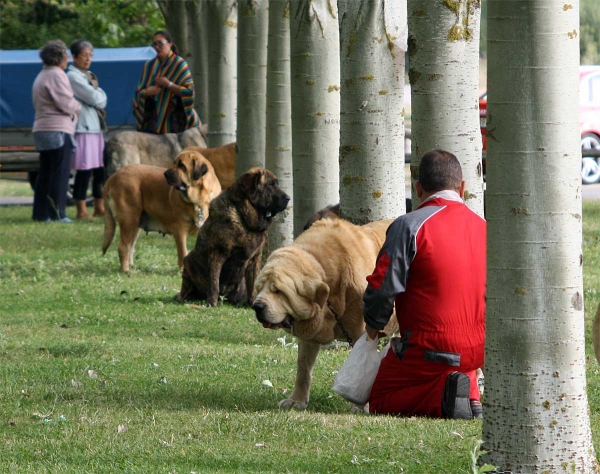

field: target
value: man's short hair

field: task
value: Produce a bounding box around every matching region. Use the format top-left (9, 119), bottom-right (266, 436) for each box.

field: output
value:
top-left (418, 149), bottom-right (463, 192)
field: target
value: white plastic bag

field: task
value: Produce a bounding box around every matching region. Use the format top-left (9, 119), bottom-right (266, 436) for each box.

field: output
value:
top-left (333, 333), bottom-right (388, 405)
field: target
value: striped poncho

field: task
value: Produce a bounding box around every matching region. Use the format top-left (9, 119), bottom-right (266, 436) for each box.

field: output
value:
top-left (132, 50), bottom-right (200, 134)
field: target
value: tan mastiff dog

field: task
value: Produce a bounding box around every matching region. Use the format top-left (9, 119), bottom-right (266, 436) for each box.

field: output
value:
top-left (102, 150), bottom-right (221, 272)
top-left (252, 218), bottom-right (399, 410)
top-left (183, 142), bottom-right (236, 189)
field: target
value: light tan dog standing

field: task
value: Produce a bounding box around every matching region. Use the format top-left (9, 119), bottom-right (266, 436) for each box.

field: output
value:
top-left (102, 150), bottom-right (221, 272)
top-left (252, 218), bottom-right (399, 410)
top-left (183, 142), bottom-right (236, 189)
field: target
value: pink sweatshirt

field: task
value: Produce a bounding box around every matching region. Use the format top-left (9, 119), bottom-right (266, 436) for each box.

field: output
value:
top-left (32, 65), bottom-right (81, 134)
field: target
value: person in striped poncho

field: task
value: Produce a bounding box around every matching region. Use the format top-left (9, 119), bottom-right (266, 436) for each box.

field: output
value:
top-left (133, 30), bottom-right (200, 135)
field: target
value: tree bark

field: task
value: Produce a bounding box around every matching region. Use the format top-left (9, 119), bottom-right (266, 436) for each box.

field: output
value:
top-left (407, 0), bottom-right (484, 216)
top-left (483, 0), bottom-right (597, 471)
top-left (236, 0), bottom-right (269, 175)
top-left (338, 0), bottom-right (407, 224)
top-left (289, 0), bottom-right (340, 236)
top-left (186, 0), bottom-right (209, 124)
top-left (266, 0), bottom-right (294, 251)
top-left (206, 0), bottom-right (238, 147)
top-left (157, 0), bottom-right (190, 60)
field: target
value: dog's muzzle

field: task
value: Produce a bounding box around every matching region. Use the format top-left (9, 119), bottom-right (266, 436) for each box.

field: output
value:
top-left (272, 193), bottom-right (291, 215)
top-left (252, 301), bottom-right (293, 330)
top-left (164, 169), bottom-right (187, 194)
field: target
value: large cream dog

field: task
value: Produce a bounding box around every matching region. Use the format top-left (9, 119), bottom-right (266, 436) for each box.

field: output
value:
top-left (104, 126), bottom-right (207, 177)
top-left (102, 150), bottom-right (221, 272)
top-left (252, 218), bottom-right (399, 410)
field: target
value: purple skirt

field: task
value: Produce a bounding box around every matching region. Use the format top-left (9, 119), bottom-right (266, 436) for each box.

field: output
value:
top-left (71, 133), bottom-right (104, 170)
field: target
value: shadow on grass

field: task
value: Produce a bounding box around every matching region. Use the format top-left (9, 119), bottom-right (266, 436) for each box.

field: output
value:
top-left (38, 343), bottom-right (99, 358)
top-left (89, 380), bottom-right (346, 414)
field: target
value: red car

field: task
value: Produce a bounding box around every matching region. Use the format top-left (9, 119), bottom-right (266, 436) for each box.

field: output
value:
top-left (480, 65), bottom-right (600, 184)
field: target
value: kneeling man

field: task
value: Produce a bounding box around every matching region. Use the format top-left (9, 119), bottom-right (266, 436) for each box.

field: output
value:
top-left (364, 149), bottom-right (486, 419)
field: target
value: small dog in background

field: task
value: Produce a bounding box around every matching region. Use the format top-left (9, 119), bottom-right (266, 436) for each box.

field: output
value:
top-left (303, 199), bottom-right (412, 231)
top-left (102, 150), bottom-right (221, 272)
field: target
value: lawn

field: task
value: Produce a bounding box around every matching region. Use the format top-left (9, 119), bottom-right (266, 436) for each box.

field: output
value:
top-left (0, 173), bottom-right (34, 198)
top-left (0, 197), bottom-right (598, 473)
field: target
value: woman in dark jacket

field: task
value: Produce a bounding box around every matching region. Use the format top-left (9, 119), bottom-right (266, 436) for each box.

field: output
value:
top-left (31, 39), bottom-right (81, 223)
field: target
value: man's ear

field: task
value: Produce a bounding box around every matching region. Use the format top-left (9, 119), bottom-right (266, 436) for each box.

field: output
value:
top-left (415, 181), bottom-right (424, 200)
top-left (458, 180), bottom-right (466, 198)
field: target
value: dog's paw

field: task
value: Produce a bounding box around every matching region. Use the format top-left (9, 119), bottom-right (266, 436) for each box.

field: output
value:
top-left (173, 292), bottom-right (184, 302)
top-left (278, 398), bottom-right (308, 410)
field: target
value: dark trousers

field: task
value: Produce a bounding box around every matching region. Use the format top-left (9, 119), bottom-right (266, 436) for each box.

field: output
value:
top-left (32, 139), bottom-right (73, 221)
top-left (73, 167), bottom-right (104, 200)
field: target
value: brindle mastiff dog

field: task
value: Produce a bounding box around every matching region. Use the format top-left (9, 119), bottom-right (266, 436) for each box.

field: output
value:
top-left (102, 150), bottom-right (221, 272)
top-left (177, 167), bottom-right (290, 307)
top-left (252, 218), bottom-right (399, 410)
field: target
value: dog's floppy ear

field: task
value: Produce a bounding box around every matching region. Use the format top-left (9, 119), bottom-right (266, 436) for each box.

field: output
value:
top-left (296, 277), bottom-right (329, 308)
top-left (314, 281), bottom-right (329, 309)
top-left (193, 161), bottom-right (208, 181)
top-left (291, 277), bottom-right (330, 320)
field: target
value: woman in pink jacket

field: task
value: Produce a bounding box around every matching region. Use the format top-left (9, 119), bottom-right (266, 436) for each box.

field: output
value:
top-left (31, 40), bottom-right (81, 223)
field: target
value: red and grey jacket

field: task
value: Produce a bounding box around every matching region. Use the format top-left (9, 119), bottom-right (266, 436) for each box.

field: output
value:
top-left (363, 192), bottom-right (486, 370)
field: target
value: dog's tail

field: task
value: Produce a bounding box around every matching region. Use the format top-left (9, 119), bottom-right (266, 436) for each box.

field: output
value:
top-left (102, 191), bottom-right (116, 256)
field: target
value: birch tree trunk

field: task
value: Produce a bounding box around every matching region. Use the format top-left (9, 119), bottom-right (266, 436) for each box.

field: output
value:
top-left (157, 0), bottom-right (190, 59)
top-left (206, 0), bottom-right (238, 147)
top-left (236, 0), bottom-right (268, 175)
top-left (338, 0), bottom-right (407, 224)
top-left (289, 0), bottom-right (340, 236)
top-left (266, 0), bottom-right (294, 251)
top-left (483, 0), bottom-right (597, 471)
top-left (407, 0), bottom-right (484, 216)
top-left (186, 0), bottom-right (209, 123)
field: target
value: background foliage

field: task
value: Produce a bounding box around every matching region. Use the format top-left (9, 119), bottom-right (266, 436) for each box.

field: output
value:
top-left (0, 0), bottom-right (598, 64)
top-left (581, 0), bottom-right (600, 64)
top-left (0, 0), bottom-right (165, 49)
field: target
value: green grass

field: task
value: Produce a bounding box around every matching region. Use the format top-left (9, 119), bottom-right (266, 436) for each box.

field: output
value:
top-left (0, 203), bottom-right (599, 473)
top-left (0, 173), bottom-right (34, 198)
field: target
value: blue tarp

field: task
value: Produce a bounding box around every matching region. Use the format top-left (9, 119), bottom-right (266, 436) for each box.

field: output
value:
top-left (0, 47), bottom-right (156, 128)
